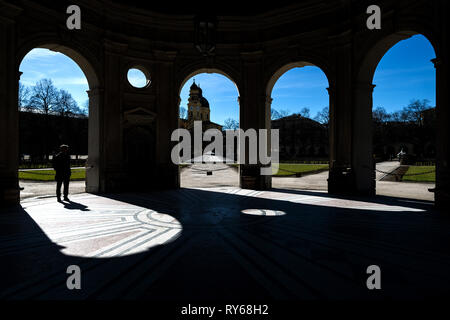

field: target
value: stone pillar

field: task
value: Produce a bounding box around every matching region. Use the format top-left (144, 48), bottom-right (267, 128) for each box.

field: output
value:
top-left (327, 41), bottom-right (356, 194)
top-left (85, 87), bottom-right (104, 193)
top-left (327, 85), bottom-right (337, 176)
top-left (0, 9), bottom-right (20, 207)
top-left (239, 52), bottom-right (271, 190)
top-left (352, 82), bottom-right (376, 195)
top-left (264, 96), bottom-right (273, 189)
top-left (431, 0), bottom-right (449, 209)
top-left (434, 56), bottom-right (450, 208)
top-left (154, 51), bottom-right (179, 189)
top-left (101, 41), bottom-right (127, 192)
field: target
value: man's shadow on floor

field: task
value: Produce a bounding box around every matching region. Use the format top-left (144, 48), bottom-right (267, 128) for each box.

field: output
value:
top-left (59, 199), bottom-right (90, 211)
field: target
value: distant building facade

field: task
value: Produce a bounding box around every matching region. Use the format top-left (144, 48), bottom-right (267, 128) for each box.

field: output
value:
top-left (272, 114), bottom-right (329, 161)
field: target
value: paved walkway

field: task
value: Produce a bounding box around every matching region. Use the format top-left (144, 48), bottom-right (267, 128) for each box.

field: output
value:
top-left (273, 161), bottom-right (434, 202)
top-left (375, 161), bottom-right (401, 180)
top-left (20, 181), bottom-right (86, 200)
top-left (1, 187), bottom-right (449, 300)
top-left (273, 170), bottom-right (329, 191)
top-left (377, 181), bottom-right (434, 201)
top-left (180, 164), bottom-right (239, 188)
top-left (20, 161), bottom-right (434, 202)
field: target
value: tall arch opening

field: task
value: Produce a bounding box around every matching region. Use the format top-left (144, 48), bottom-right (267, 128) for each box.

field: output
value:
top-left (356, 32), bottom-right (437, 202)
top-left (177, 69), bottom-right (240, 188)
top-left (266, 62), bottom-right (331, 192)
top-left (18, 44), bottom-right (101, 201)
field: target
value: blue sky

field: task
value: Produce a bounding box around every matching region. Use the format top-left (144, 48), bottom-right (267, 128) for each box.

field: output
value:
top-left (20, 48), bottom-right (90, 111)
top-left (270, 66), bottom-right (329, 118)
top-left (179, 73), bottom-right (240, 125)
top-left (20, 34), bottom-right (436, 124)
top-left (372, 35), bottom-right (436, 111)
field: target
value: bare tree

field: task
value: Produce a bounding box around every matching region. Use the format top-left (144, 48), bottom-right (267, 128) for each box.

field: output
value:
top-left (391, 110), bottom-right (407, 122)
top-left (28, 79), bottom-right (59, 115)
top-left (314, 106), bottom-right (329, 125)
top-left (223, 118), bottom-right (239, 130)
top-left (271, 108), bottom-right (281, 120)
top-left (372, 106), bottom-right (391, 123)
top-left (402, 99), bottom-right (431, 124)
top-left (80, 99), bottom-right (89, 117)
top-left (278, 109), bottom-right (290, 118)
top-left (55, 89), bottom-right (82, 117)
top-left (28, 79), bottom-right (59, 160)
top-left (18, 81), bottom-right (31, 111)
top-left (299, 107), bottom-right (310, 118)
top-left (272, 108), bottom-right (290, 120)
top-left (179, 106), bottom-right (187, 120)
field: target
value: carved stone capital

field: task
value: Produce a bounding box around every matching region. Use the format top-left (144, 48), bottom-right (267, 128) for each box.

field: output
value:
top-left (353, 82), bottom-right (376, 93)
top-left (431, 58), bottom-right (441, 68)
top-left (87, 87), bottom-right (104, 98)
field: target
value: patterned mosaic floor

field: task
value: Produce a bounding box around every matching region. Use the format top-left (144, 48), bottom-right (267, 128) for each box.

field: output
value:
top-left (0, 187), bottom-right (449, 300)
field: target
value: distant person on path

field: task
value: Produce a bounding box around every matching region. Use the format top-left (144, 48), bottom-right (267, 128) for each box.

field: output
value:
top-left (397, 148), bottom-right (406, 158)
top-left (53, 144), bottom-right (71, 202)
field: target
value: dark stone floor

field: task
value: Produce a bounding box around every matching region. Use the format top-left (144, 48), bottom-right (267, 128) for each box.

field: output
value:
top-left (0, 187), bottom-right (449, 300)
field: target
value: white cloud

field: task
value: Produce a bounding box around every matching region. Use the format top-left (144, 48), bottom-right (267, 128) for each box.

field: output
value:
top-left (23, 48), bottom-right (60, 60)
top-left (20, 76), bottom-right (88, 87)
top-left (374, 65), bottom-right (434, 79)
top-left (53, 77), bottom-right (88, 86)
top-left (127, 75), bottom-right (147, 87)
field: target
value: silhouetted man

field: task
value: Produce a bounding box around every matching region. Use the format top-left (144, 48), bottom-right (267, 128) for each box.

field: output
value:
top-left (53, 144), bottom-right (71, 202)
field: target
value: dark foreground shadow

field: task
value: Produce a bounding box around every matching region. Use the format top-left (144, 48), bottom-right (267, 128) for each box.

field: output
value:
top-left (0, 187), bottom-right (449, 301)
top-left (62, 200), bottom-right (90, 211)
top-left (269, 187), bottom-right (437, 212)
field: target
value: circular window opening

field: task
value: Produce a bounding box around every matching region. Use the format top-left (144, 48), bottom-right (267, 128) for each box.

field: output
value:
top-left (127, 67), bottom-right (150, 88)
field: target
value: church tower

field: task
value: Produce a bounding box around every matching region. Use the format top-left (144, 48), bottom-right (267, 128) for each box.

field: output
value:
top-left (187, 80), bottom-right (210, 122)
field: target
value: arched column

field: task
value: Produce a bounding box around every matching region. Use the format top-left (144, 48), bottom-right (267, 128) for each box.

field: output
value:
top-left (239, 52), bottom-right (271, 190)
top-left (100, 40), bottom-right (127, 192)
top-left (327, 41), bottom-right (356, 194)
top-left (0, 10), bottom-right (20, 206)
top-left (434, 56), bottom-right (450, 208)
top-left (265, 96), bottom-right (274, 187)
top-left (85, 87), bottom-right (104, 193)
top-left (326, 85), bottom-right (336, 174)
top-left (352, 82), bottom-right (376, 195)
top-left (154, 52), bottom-right (179, 189)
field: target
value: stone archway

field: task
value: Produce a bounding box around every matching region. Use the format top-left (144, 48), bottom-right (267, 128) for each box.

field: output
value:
top-left (177, 66), bottom-right (241, 128)
top-left (17, 43), bottom-right (102, 195)
top-left (176, 66), bottom-right (241, 188)
top-left (178, 67), bottom-right (241, 99)
top-left (265, 61), bottom-right (332, 190)
top-left (354, 31), bottom-right (439, 198)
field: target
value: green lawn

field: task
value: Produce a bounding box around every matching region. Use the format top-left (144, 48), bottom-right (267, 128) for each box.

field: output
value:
top-left (402, 166), bottom-right (435, 182)
top-left (19, 168), bottom-right (86, 181)
top-left (272, 163), bottom-right (329, 177)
